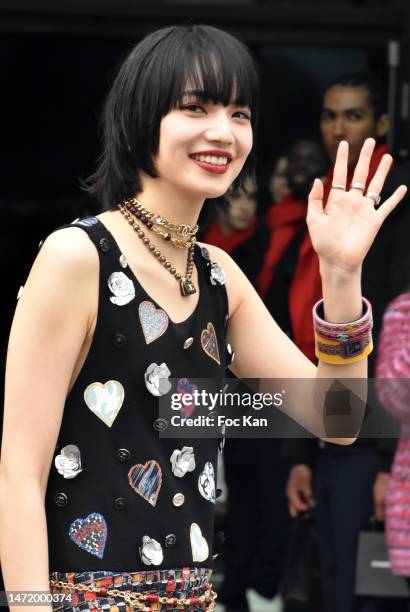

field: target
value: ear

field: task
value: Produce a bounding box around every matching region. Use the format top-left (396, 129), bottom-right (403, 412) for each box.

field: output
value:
top-left (376, 113), bottom-right (389, 139)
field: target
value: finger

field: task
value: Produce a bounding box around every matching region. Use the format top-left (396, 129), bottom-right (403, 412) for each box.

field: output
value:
top-left (290, 492), bottom-right (308, 512)
top-left (350, 138), bottom-right (376, 188)
top-left (304, 489), bottom-right (315, 506)
top-left (289, 503), bottom-right (297, 518)
top-left (330, 140), bottom-right (349, 191)
top-left (307, 178), bottom-right (324, 216)
top-left (365, 153), bottom-right (393, 197)
top-left (377, 185), bottom-right (407, 222)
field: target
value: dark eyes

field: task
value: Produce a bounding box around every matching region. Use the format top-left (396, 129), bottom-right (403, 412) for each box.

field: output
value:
top-left (234, 110), bottom-right (252, 121)
top-left (321, 111), bottom-right (333, 122)
top-left (346, 112), bottom-right (363, 121)
top-left (181, 104), bottom-right (251, 121)
top-left (321, 111), bottom-right (364, 122)
top-left (182, 104), bottom-right (204, 113)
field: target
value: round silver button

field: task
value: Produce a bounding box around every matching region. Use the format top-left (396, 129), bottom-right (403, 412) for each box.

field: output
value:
top-left (172, 493), bottom-right (185, 507)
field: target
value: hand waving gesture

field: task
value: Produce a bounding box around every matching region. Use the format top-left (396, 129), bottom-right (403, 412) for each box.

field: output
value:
top-left (307, 138), bottom-right (407, 272)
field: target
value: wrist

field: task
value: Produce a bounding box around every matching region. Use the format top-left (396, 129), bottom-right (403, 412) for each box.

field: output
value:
top-left (319, 260), bottom-right (362, 286)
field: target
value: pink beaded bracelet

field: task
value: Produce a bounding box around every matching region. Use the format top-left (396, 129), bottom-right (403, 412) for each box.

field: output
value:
top-left (313, 297), bottom-right (373, 365)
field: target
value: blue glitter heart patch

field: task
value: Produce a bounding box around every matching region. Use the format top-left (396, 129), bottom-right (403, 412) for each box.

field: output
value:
top-left (69, 512), bottom-right (107, 559)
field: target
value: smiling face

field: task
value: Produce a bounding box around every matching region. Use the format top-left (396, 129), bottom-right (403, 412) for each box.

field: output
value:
top-left (320, 85), bottom-right (388, 169)
top-left (154, 93), bottom-right (253, 201)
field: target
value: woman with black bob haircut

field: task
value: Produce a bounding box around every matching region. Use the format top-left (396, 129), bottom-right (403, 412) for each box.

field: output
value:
top-left (87, 24), bottom-right (259, 210)
top-left (0, 23), bottom-right (407, 612)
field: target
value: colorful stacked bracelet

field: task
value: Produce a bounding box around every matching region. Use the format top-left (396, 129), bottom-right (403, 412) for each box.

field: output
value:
top-left (313, 297), bottom-right (373, 365)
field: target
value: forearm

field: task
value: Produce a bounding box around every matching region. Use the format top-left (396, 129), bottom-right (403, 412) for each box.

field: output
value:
top-left (0, 476), bottom-right (52, 612)
top-left (313, 263), bottom-right (368, 442)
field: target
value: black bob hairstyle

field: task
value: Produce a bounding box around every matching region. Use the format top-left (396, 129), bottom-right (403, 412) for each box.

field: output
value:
top-left (84, 24), bottom-right (259, 211)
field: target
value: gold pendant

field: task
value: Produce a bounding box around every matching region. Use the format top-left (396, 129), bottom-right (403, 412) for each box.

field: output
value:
top-left (180, 277), bottom-right (196, 296)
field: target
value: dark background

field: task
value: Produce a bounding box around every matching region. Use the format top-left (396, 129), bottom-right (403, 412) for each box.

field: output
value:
top-left (1, 0), bottom-right (410, 598)
top-left (1, 0), bottom-right (410, 436)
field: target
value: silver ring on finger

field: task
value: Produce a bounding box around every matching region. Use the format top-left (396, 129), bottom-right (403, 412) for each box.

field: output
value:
top-left (364, 191), bottom-right (381, 206)
top-left (350, 182), bottom-right (366, 191)
top-left (332, 184), bottom-right (346, 190)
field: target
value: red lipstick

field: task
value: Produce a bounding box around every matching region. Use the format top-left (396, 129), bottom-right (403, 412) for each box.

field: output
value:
top-left (190, 150), bottom-right (232, 175)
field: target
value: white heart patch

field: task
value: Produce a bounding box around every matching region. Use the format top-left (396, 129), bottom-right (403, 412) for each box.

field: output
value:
top-left (198, 462), bottom-right (216, 504)
top-left (190, 523), bottom-right (209, 562)
top-left (84, 380), bottom-right (125, 427)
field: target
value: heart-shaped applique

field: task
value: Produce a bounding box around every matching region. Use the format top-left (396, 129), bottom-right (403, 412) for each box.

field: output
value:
top-left (128, 460), bottom-right (163, 507)
top-left (177, 378), bottom-right (199, 418)
top-left (198, 462), bottom-right (216, 504)
top-left (69, 512), bottom-right (107, 559)
top-left (200, 322), bottom-right (220, 365)
top-left (139, 301), bottom-right (169, 345)
top-left (190, 523), bottom-right (209, 562)
top-left (84, 380), bottom-right (124, 427)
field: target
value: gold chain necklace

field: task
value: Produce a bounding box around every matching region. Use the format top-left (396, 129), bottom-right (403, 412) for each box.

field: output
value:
top-left (123, 197), bottom-right (199, 249)
top-left (118, 203), bottom-right (197, 296)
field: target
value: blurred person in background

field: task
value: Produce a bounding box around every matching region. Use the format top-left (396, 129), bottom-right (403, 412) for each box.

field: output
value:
top-left (259, 139), bottom-right (329, 348)
top-left (282, 73), bottom-right (410, 612)
top-left (201, 177), bottom-right (269, 286)
top-left (268, 155), bottom-right (290, 205)
top-left (203, 180), bottom-right (288, 612)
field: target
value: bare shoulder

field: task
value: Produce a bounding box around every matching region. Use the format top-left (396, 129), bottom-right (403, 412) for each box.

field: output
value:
top-left (37, 226), bottom-right (98, 271)
top-left (196, 241), bottom-right (254, 317)
top-left (20, 226), bottom-right (99, 329)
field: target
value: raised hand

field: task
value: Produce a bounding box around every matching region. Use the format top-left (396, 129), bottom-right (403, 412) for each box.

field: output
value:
top-left (306, 138), bottom-right (407, 272)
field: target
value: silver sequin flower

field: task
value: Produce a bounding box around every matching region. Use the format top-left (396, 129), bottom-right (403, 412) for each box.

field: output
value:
top-left (200, 246), bottom-right (211, 261)
top-left (108, 272), bottom-right (135, 306)
top-left (210, 263), bottom-right (226, 286)
top-left (140, 535), bottom-right (163, 566)
top-left (170, 446), bottom-right (196, 478)
top-left (144, 363), bottom-right (172, 397)
top-left (55, 444), bottom-right (83, 479)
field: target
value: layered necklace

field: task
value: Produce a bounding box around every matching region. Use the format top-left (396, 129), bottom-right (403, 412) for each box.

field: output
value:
top-left (118, 197), bottom-right (199, 296)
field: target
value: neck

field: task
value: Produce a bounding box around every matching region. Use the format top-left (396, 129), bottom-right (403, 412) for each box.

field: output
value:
top-left (137, 176), bottom-right (203, 228)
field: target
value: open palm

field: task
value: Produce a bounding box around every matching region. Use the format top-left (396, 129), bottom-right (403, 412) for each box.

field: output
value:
top-left (307, 139), bottom-right (407, 271)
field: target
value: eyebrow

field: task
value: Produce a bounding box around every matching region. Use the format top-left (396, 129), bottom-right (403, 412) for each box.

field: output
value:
top-left (181, 90), bottom-right (208, 101)
top-left (322, 107), bottom-right (366, 113)
top-left (181, 90), bottom-right (251, 109)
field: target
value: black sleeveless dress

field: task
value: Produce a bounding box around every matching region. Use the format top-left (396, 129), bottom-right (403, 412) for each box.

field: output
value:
top-left (45, 216), bottom-right (229, 574)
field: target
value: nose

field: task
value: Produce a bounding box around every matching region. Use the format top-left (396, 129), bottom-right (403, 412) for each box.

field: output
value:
top-left (332, 117), bottom-right (346, 139)
top-left (205, 110), bottom-right (234, 145)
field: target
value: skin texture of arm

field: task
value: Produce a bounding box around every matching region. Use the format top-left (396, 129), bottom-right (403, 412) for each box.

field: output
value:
top-left (206, 245), bottom-right (366, 443)
top-left (0, 228), bottom-right (98, 605)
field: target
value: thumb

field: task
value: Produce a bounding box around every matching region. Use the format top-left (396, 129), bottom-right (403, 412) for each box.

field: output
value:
top-left (302, 483), bottom-right (315, 506)
top-left (307, 178), bottom-right (324, 216)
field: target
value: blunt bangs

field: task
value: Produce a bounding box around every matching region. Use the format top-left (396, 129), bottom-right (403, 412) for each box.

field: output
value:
top-left (84, 25), bottom-right (259, 210)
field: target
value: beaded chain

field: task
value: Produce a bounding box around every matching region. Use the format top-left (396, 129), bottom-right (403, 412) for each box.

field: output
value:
top-left (118, 203), bottom-right (196, 296)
